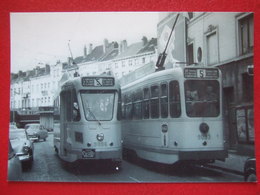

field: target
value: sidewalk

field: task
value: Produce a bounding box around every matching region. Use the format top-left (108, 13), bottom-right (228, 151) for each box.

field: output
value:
top-left (207, 150), bottom-right (250, 175)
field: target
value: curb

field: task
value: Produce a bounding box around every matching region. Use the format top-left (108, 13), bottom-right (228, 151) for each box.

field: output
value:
top-left (205, 164), bottom-right (244, 176)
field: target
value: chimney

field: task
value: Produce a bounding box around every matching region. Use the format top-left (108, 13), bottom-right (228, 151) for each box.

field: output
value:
top-left (26, 70), bottom-right (30, 77)
top-left (142, 36), bottom-right (148, 46)
top-left (18, 70), bottom-right (23, 77)
top-left (45, 64), bottom-right (50, 73)
top-left (89, 43), bottom-right (93, 54)
top-left (120, 40), bottom-right (127, 54)
top-left (84, 45), bottom-right (87, 58)
top-left (103, 39), bottom-right (109, 53)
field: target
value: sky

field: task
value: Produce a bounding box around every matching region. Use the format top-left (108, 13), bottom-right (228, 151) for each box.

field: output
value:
top-left (10, 12), bottom-right (158, 73)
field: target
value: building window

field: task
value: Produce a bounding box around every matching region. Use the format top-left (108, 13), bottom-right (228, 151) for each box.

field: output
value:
top-left (187, 43), bottom-right (194, 65)
top-left (129, 60), bottom-right (132, 66)
top-left (238, 14), bottom-right (254, 55)
top-left (142, 57), bottom-right (145, 64)
top-left (206, 31), bottom-right (219, 65)
top-left (122, 61), bottom-right (125, 67)
top-left (242, 73), bottom-right (253, 102)
top-left (236, 106), bottom-right (254, 143)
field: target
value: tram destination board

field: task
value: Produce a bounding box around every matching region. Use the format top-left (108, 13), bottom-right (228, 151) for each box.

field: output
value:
top-left (184, 68), bottom-right (219, 79)
top-left (82, 77), bottom-right (115, 87)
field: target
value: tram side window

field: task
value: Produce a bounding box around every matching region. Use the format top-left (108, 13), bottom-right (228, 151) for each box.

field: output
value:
top-left (117, 89), bottom-right (122, 121)
top-left (125, 93), bottom-right (133, 120)
top-left (151, 85), bottom-right (159, 118)
top-left (121, 94), bottom-right (126, 119)
top-left (142, 88), bottom-right (150, 119)
top-left (133, 89), bottom-right (143, 120)
top-left (169, 81), bottom-right (181, 118)
top-left (160, 83), bottom-right (168, 118)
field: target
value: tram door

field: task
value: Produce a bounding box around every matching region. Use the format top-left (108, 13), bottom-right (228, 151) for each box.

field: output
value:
top-left (60, 89), bottom-right (78, 156)
top-left (160, 83), bottom-right (169, 147)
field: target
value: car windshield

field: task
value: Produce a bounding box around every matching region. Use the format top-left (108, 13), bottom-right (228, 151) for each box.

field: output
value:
top-left (26, 124), bottom-right (40, 131)
top-left (9, 130), bottom-right (27, 140)
top-left (185, 80), bottom-right (220, 117)
top-left (81, 90), bottom-right (115, 121)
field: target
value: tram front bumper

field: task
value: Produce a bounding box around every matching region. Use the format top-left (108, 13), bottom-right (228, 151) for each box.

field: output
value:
top-left (178, 150), bottom-right (228, 161)
top-left (65, 148), bottom-right (122, 162)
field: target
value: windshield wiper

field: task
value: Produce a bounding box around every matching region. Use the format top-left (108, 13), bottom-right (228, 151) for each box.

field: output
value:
top-left (89, 108), bottom-right (102, 126)
top-left (86, 105), bottom-right (101, 126)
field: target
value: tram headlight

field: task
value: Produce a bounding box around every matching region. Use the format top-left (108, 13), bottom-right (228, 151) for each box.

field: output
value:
top-left (161, 124), bottom-right (168, 133)
top-left (200, 123), bottom-right (209, 134)
top-left (96, 133), bottom-right (104, 142)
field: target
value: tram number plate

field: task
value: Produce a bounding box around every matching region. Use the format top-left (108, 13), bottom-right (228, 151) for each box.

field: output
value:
top-left (82, 149), bottom-right (95, 158)
top-left (198, 134), bottom-right (211, 140)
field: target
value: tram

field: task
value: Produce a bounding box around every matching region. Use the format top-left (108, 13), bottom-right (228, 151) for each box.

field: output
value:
top-left (121, 66), bottom-right (227, 164)
top-left (53, 75), bottom-right (122, 168)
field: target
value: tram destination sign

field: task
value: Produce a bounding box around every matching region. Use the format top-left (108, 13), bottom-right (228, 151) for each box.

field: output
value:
top-left (82, 77), bottom-right (115, 87)
top-left (184, 68), bottom-right (219, 79)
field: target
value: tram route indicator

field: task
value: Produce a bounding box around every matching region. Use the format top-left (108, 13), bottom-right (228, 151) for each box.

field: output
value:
top-left (82, 77), bottom-right (114, 87)
top-left (184, 68), bottom-right (219, 79)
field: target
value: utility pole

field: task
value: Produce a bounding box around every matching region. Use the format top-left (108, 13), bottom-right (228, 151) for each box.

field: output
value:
top-left (68, 40), bottom-right (74, 60)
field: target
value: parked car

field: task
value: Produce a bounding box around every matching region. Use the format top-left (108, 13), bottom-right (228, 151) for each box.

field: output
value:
top-left (25, 123), bottom-right (48, 142)
top-left (8, 140), bottom-right (22, 181)
top-left (9, 127), bottom-right (34, 168)
top-left (244, 157), bottom-right (257, 182)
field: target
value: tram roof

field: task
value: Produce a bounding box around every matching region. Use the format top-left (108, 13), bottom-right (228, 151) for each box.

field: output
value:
top-left (122, 66), bottom-right (221, 91)
top-left (122, 67), bottom-right (184, 90)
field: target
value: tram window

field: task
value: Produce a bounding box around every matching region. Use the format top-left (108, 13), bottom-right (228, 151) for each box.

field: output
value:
top-left (117, 89), bottom-right (122, 121)
top-left (142, 88), bottom-right (150, 119)
top-left (133, 89), bottom-right (143, 120)
top-left (160, 83), bottom-right (168, 118)
top-left (81, 90), bottom-right (115, 121)
top-left (125, 93), bottom-right (133, 120)
top-left (169, 81), bottom-right (181, 118)
top-left (151, 85), bottom-right (159, 118)
top-left (121, 94), bottom-right (126, 119)
top-left (184, 80), bottom-right (219, 117)
top-left (61, 89), bottom-right (80, 122)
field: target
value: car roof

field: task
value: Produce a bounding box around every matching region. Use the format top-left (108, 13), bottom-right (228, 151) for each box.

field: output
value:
top-left (26, 123), bottom-right (40, 126)
top-left (9, 129), bottom-right (25, 133)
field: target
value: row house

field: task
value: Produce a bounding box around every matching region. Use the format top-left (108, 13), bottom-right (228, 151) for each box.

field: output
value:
top-left (10, 64), bottom-right (61, 113)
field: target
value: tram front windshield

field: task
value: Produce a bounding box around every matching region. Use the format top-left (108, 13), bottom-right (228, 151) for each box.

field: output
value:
top-left (185, 80), bottom-right (220, 117)
top-left (81, 90), bottom-right (115, 121)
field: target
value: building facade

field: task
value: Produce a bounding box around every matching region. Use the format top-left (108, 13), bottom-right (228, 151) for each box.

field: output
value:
top-left (10, 36), bottom-right (157, 115)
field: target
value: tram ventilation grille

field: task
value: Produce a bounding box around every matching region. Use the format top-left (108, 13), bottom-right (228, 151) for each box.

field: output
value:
top-left (75, 132), bottom-right (83, 143)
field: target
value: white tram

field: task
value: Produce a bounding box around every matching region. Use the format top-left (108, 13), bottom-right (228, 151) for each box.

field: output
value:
top-left (121, 67), bottom-right (228, 164)
top-left (54, 75), bottom-right (122, 167)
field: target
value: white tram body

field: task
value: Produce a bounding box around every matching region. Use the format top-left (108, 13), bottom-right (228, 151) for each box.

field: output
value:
top-left (121, 67), bottom-right (227, 164)
top-left (54, 75), bottom-right (122, 165)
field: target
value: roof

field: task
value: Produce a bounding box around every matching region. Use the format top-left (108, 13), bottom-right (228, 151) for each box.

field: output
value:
top-left (115, 42), bottom-right (143, 60)
top-left (100, 49), bottom-right (119, 61)
top-left (138, 38), bottom-right (157, 54)
top-left (83, 45), bottom-right (104, 62)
